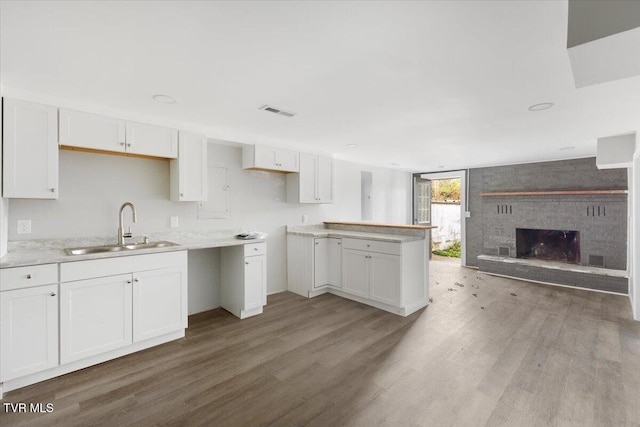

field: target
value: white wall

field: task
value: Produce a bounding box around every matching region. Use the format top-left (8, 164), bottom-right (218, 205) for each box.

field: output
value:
top-left (0, 99), bottom-right (6, 257)
top-left (7, 143), bottom-right (412, 313)
top-left (632, 143), bottom-right (640, 320)
top-left (430, 203), bottom-right (461, 250)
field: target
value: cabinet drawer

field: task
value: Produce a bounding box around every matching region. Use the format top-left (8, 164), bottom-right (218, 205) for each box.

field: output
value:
top-left (341, 238), bottom-right (401, 256)
top-left (0, 264), bottom-right (58, 291)
top-left (244, 242), bottom-right (266, 256)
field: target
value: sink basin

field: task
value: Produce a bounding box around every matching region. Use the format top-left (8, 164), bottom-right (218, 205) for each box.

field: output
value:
top-left (64, 241), bottom-right (179, 256)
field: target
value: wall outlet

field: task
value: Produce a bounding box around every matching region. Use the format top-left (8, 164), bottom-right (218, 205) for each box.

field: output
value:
top-left (302, 214), bottom-right (308, 223)
top-left (17, 219), bottom-right (31, 234)
top-left (170, 216), bottom-right (179, 227)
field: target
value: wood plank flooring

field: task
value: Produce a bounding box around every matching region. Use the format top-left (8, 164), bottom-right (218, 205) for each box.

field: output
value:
top-left (1, 260), bottom-right (639, 426)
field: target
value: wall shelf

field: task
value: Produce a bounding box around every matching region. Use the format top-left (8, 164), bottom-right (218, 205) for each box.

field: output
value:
top-left (480, 190), bottom-right (627, 197)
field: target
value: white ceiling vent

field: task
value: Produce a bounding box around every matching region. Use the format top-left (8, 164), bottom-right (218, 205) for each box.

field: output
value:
top-left (259, 105), bottom-right (296, 118)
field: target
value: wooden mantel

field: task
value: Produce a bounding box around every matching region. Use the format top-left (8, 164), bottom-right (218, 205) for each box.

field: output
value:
top-left (323, 221), bottom-right (437, 229)
top-left (480, 189), bottom-right (627, 197)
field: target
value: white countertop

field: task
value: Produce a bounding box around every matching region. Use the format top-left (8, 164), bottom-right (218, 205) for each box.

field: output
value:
top-left (0, 230), bottom-right (267, 269)
top-left (286, 225), bottom-right (425, 243)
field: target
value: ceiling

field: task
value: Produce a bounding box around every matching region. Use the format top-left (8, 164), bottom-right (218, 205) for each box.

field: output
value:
top-left (1, 0), bottom-right (639, 171)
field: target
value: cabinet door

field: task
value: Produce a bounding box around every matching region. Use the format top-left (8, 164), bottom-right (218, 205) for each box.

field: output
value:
top-left (327, 238), bottom-right (342, 287)
top-left (298, 152), bottom-right (317, 203)
top-left (244, 255), bottom-right (267, 310)
top-left (313, 238), bottom-right (328, 288)
top-left (0, 285), bottom-right (58, 381)
top-left (254, 145), bottom-right (279, 169)
top-left (342, 249), bottom-right (369, 298)
top-left (2, 98), bottom-right (58, 199)
top-left (277, 148), bottom-right (300, 172)
top-left (171, 130), bottom-right (207, 201)
top-left (59, 109), bottom-right (126, 153)
top-left (60, 274), bottom-right (132, 364)
top-left (370, 253), bottom-right (401, 306)
top-left (316, 156), bottom-right (334, 203)
top-left (132, 267), bottom-right (186, 342)
top-left (125, 121), bottom-right (178, 158)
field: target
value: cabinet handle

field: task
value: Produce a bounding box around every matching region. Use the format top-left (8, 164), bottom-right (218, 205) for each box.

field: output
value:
top-left (337, 242), bottom-right (341, 245)
top-left (127, 280), bottom-right (132, 284)
top-left (50, 188), bottom-right (56, 193)
top-left (50, 292), bottom-right (56, 297)
top-left (134, 278), bottom-right (139, 282)
top-left (315, 242), bottom-right (319, 245)
top-left (366, 244), bottom-right (370, 247)
top-left (245, 261), bottom-right (249, 265)
top-left (26, 274), bottom-right (32, 279)
top-left (120, 142), bottom-right (126, 146)
top-left (127, 143), bottom-right (132, 147)
top-left (180, 193), bottom-right (184, 197)
top-left (254, 248), bottom-right (258, 251)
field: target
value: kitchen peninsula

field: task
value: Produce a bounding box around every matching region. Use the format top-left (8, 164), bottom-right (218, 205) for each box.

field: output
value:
top-left (287, 221), bottom-right (435, 316)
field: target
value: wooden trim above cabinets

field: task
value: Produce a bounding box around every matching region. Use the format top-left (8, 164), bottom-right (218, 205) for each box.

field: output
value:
top-left (479, 190), bottom-right (628, 197)
top-left (60, 145), bottom-right (171, 161)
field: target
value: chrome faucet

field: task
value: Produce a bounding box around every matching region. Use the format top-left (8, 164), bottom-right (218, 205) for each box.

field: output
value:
top-left (117, 202), bottom-right (137, 245)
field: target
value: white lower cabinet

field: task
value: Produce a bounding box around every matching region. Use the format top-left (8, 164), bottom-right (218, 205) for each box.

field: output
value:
top-left (133, 267), bottom-right (186, 342)
top-left (0, 284), bottom-right (59, 382)
top-left (314, 238), bottom-right (328, 288)
top-left (369, 253), bottom-right (401, 306)
top-left (59, 251), bottom-right (187, 364)
top-left (221, 242), bottom-right (267, 319)
top-left (60, 274), bottom-right (133, 364)
top-left (288, 233), bottom-right (428, 316)
top-left (327, 238), bottom-right (342, 287)
top-left (342, 249), bottom-right (370, 298)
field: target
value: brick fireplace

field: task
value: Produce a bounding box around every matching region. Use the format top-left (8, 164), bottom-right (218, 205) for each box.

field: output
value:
top-left (466, 158), bottom-right (629, 294)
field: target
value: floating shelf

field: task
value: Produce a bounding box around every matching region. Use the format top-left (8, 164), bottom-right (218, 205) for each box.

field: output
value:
top-left (480, 190), bottom-right (627, 197)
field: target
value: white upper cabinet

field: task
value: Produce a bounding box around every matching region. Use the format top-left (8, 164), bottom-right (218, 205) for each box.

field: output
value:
top-left (242, 144), bottom-right (299, 172)
top-left (58, 108), bottom-right (177, 158)
top-left (170, 130), bottom-right (208, 201)
top-left (59, 109), bottom-right (126, 153)
top-left (125, 121), bottom-right (178, 158)
top-left (286, 152), bottom-right (334, 204)
top-left (2, 98), bottom-right (59, 199)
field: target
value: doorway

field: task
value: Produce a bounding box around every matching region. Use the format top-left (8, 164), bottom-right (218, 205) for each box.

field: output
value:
top-left (413, 170), bottom-right (468, 266)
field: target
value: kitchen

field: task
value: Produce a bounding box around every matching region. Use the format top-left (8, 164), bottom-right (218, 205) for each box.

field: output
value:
top-left (1, 1), bottom-right (640, 426)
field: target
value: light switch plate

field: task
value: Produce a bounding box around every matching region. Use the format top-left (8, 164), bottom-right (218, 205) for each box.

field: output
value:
top-left (17, 219), bottom-right (31, 234)
top-left (170, 216), bottom-right (179, 227)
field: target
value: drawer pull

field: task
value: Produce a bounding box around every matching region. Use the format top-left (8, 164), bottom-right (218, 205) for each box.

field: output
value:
top-left (26, 274), bottom-right (32, 279)
top-left (50, 292), bottom-right (56, 297)
top-left (127, 280), bottom-right (132, 284)
top-left (254, 248), bottom-right (258, 251)
top-left (367, 244), bottom-right (370, 247)
top-left (134, 278), bottom-right (139, 282)
top-left (245, 261), bottom-right (249, 265)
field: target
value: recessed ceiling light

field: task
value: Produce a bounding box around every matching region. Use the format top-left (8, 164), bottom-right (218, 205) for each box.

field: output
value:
top-left (346, 144), bottom-right (358, 148)
top-left (390, 162), bottom-right (400, 167)
top-left (153, 94), bottom-right (177, 104)
top-left (528, 102), bottom-right (554, 111)
top-left (438, 165), bottom-right (444, 169)
top-left (559, 146), bottom-right (575, 151)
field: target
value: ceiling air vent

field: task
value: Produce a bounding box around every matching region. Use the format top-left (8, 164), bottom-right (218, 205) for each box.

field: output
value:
top-left (259, 105), bottom-right (296, 118)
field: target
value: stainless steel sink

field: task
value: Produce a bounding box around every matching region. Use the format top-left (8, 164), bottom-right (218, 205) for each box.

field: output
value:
top-left (64, 241), bottom-right (179, 256)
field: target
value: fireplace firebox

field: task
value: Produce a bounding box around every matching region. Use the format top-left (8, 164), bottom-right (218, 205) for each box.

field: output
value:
top-left (515, 228), bottom-right (580, 264)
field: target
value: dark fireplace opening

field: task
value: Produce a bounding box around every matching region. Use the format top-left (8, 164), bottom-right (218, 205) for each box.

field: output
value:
top-left (516, 228), bottom-right (580, 264)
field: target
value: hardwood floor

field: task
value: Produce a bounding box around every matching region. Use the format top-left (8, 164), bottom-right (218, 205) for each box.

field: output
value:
top-left (2, 260), bottom-right (639, 426)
